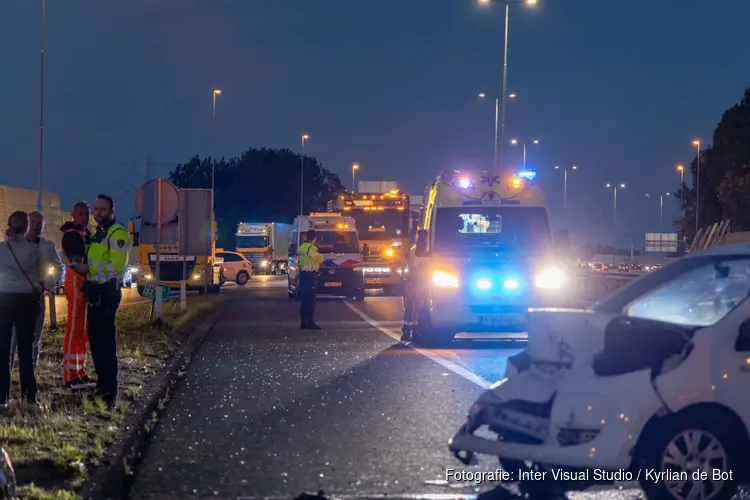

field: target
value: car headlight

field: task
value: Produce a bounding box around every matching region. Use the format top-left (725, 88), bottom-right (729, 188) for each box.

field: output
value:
top-left (384, 248), bottom-right (394, 257)
top-left (260, 260), bottom-right (268, 267)
top-left (536, 267), bottom-right (566, 289)
top-left (433, 270), bottom-right (459, 288)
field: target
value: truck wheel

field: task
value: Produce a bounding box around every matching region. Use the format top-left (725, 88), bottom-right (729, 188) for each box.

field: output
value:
top-left (236, 271), bottom-right (250, 286)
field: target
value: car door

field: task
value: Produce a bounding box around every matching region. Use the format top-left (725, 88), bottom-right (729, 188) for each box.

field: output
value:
top-left (223, 253), bottom-right (243, 280)
top-left (236, 253), bottom-right (253, 277)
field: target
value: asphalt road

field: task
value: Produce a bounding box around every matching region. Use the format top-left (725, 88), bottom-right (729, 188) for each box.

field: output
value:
top-left (128, 276), bottom-right (748, 500)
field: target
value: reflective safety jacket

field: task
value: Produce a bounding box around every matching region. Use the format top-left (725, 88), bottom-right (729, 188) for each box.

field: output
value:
top-left (297, 242), bottom-right (323, 272)
top-left (86, 222), bottom-right (132, 284)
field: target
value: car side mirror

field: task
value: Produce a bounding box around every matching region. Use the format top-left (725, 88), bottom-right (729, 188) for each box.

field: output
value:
top-left (735, 319), bottom-right (750, 351)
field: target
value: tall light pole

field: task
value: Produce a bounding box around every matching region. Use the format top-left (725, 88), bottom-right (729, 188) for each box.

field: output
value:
top-left (477, 0), bottom-right (538, 176)
top-left (37, 0), bottom-right (45, 212)
top-left (479, 92), bottom-right (515, 171)
top-left (211, 89), bottom-right (221, 212)
top-left (554, 165), bottom-right (577, 212)
top-left (300, 134), bottom-right (309, 215)
top-left (606, 183), bottom-right (626, 265)
top-left (677, 164), bottom-right (685, 250)
top-left (352, 163), bottom-right (360, 192)
top-left (509, 138), bottom-right (538, 169)
top-left (692, 139), bottom-right (701, 235)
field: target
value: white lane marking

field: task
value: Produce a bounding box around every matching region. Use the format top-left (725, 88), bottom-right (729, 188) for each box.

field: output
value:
top-left (344, 302), bottom-right (492, 389)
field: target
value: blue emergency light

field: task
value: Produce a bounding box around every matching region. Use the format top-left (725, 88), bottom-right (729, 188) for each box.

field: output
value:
top-left (471, 275), bottom-right (523, 294)
top-left (515, 169), bottom-right (537, 181)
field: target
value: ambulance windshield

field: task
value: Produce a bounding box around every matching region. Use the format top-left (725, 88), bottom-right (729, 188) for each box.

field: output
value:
top-left (315, 231), bottom-right (360, 254)
top-left (433, 207), bottom-right (551, 252)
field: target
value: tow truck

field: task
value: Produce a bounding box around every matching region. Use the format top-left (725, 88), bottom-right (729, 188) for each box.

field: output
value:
top-left (407, 168), bottom-right (567, 346)
top-left (327, 188), bottom-right (410, 295)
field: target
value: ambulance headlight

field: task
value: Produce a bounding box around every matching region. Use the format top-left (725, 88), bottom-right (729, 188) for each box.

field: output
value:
top-left (536, 267), bottom-right (566, 289)
top-left (433, 270), bottom-right (459, 288)
top-left (384, 248), bottom-right (394, 257)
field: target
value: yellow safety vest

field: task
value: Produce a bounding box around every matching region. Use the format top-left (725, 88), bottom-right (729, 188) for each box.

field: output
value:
top-left (297, 242), bottom-right (323, 272)
top-left (86, 223), bottom-right (132, 284)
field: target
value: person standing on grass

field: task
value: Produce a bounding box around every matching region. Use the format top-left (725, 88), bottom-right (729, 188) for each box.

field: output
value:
top-left (59, 202), bottom-right (95, 390)
top-left (69, 195), bottom-right (131, 409)
top-left (9, 211), bottom-right (63, 375)
top-left (0, 211), bottom-right (46, 408)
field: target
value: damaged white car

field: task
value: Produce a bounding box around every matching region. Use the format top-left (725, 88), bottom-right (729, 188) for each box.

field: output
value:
top-left (449, 244), bottom-right (750, 499)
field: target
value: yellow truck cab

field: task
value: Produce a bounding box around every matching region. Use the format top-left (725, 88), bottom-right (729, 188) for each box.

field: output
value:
top-left (327, 190), bottom-right (410, 295)
top-left (128, 217), bottom-right (222, 296)
top-left (410, 168), bottom-right (567, 346)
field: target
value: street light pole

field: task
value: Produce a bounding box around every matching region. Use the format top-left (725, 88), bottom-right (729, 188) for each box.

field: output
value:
top-left (606, 183), bottom-right (626, 265)
top-left (693, 140), bottom-right (701, 235)
top-left (352, 163), bottom-right (359, 192)
top-left (300, 134), bottom-right (309, 215)
top-left (493, 97), bottom-right (499, 171)
top-left (37, 0), bottom-right (45, 212)
top-left (211, 89), bottom-right (221, 212)
top-left (498, 1), bottom-right (509, 176)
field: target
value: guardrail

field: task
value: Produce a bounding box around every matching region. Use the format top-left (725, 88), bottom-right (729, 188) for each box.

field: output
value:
top-left (572, 270), bottom-right (643, 304)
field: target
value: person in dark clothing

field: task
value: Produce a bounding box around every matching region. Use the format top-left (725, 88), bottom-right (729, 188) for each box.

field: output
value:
top-left (0, 211), bottom-right (45, 408)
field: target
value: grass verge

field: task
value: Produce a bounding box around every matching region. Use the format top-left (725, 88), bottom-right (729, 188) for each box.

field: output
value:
top-left (4, 294), bottom-right (223, 499)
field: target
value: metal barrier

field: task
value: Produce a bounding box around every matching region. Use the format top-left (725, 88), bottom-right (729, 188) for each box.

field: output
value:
top-left (572, 271), bottom-right (642, 305)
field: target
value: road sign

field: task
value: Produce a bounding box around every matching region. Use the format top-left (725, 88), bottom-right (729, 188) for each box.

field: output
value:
top-left (645, 232), bottom-right (678, 253)
top-left (136, 179), bottom-right (180, 225)
top-left (178, 188), bottom-right (213, 256)
top-left (143, 281), bottom-right (170, 301)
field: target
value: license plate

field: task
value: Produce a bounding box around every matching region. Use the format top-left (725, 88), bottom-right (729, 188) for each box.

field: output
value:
top-left (366, 278), bottom-right (384, 284)
top-left (324, 282), bottom-right (342, 287)
top-left (479, 315), bottom-right (525, 326)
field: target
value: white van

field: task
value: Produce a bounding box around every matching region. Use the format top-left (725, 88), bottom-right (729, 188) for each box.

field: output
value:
top-left (288, 213), bottom-right (365, 301)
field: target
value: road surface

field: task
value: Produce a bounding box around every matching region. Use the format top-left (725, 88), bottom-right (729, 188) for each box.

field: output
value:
top-left (128, 276), bottom-right (748, 499)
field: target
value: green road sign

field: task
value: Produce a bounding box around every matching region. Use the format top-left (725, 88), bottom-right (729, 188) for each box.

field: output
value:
top-left (144, 281), bottom-right (170, 301)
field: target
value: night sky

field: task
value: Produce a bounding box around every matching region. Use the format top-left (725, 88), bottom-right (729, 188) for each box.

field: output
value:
top-left (2, 1), bottom-right (748, 248)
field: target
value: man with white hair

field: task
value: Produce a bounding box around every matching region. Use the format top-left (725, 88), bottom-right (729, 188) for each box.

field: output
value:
top-left (10, 211), bottom-right (63, 373)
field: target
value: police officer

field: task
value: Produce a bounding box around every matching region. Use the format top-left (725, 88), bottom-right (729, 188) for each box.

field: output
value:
top-left (401, 229), bottom-right (428, 342)
top-left (70, 194), bottom-right (131, 408)
top-left (297, 229), bottom-right (323, 330)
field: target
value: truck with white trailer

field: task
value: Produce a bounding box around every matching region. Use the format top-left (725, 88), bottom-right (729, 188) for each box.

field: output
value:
top-left (235, 222), bottom-right (292, 274)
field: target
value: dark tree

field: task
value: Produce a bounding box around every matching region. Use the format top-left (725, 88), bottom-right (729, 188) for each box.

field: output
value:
top-left (168, 148), bottom-right (345, 249)
top-left (675, 84), bottom-right (750, 241)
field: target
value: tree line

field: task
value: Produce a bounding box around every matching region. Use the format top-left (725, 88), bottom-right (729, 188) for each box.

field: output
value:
top-left (168, 148), bottom-right (345, 248)
top-left (675, 84), bottom-right (750, 241)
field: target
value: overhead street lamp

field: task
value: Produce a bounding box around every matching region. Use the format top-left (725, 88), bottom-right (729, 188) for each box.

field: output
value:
top-left (554, 165), bottom-right (577, 212)
top-left (477, 0), bottom-right (537, 176)
top-left (38, 0), bottom-right (46, 212)
top-left (211, 89), bottom-right (222, 211)
top-left (479, 92), bottom-right (516, 171)
top-left (692, 139), bottom-right (701, 234)
top-left (300, 134), bottom-right (310, 215)
top-left (352, 163), bottom-right (360, 192)
top-left (606, 183), bottom-right (626, 265)
top-left (509, 138), bottom-right (538, 169)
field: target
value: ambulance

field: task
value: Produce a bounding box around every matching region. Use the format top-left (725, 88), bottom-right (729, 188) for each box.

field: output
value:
top-left (287, 213), bottom-right (365, 301)
top-left (409, 169), bottom-right (567, 346)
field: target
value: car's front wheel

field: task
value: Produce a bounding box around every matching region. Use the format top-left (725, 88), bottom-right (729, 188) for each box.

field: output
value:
top-left (236, 271), bottom-right (250, 286)
top-left (638, 411), bottom-right (743, 500)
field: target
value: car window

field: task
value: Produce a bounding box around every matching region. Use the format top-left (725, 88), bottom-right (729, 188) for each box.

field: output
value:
top-left (224, 253), bottom-right (241, 262)
top-left (624, 258), bottom-right (750, 327)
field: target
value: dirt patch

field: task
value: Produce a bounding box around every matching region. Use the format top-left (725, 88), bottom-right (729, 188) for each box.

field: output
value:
top-left (3, 294), bottom-right (223, 499)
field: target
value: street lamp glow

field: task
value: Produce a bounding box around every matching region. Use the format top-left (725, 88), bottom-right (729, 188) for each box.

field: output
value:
top-left (478, 0), bottom-right (490, 4)
top-left (302, 134), bottom-right (309, 140)
top-left (526, 0), bottom-right (538, 4)
top-left (606, 183), bottom-right (611, 188)
top-left (509, 93), bottom-right (517, 99)
top-left (692, 139), bottom-right (701, 146)
top-left (677, 164), bottom-right (684, 171)
top-left (620, 183), bottom-right (626, 188)
top-left (478, 92), bottom-right (486, 98)
top-left (532, 139), bottom-right (539, 144)
top-left (213, 89), bottom-right (222, 95)
top-left (510, 138), bottom-right (518, 145)
top-left (352, 164), bottom-right (359, 170)
top-left (572, 165), bottom-right (578, 170)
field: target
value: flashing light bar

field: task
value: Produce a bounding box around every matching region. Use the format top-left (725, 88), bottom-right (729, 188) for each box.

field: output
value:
top-left (515, 169), bottom-right (537, 181)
